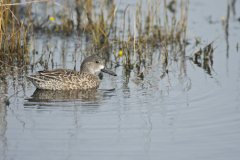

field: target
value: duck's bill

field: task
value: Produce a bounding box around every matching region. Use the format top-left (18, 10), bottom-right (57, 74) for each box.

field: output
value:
top-left (101, 68), bottom-right (117, 76)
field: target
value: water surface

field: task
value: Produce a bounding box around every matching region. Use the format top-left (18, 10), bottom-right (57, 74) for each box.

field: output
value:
top-left (1, 0), bottom-right (240, 160)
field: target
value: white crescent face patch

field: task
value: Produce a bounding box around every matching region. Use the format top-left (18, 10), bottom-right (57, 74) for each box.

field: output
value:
top-left (99, 64), bottom-right (104, 70)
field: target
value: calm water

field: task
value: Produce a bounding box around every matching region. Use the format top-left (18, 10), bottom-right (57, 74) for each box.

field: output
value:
top-left (1, 0), bottom-right (240, 160)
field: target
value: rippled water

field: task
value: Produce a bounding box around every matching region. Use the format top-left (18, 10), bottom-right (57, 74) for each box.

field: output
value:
top-left (1, 0), bottom-right (240, 160)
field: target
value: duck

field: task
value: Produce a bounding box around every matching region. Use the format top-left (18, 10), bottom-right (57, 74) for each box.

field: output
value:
top-left (27, 55), bottom-right (117, 90)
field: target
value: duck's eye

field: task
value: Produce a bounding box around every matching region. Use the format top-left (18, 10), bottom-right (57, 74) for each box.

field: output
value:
top-left (96, 60), bottom-right (100, 63)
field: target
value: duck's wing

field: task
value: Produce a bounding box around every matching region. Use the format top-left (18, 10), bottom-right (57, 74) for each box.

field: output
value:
top-left (38, 69), bottom-right (78, 80)
top-left (27, 69), bottom-right (78, 82)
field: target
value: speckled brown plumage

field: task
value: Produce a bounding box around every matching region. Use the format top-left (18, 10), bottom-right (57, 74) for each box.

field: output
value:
top-left (27, 69), bottom-right (100, 90)
top-left (27, 55), bottom-right (116, 90)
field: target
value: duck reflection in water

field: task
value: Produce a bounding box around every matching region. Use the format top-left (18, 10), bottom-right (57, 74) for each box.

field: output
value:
top-left (27, 88), bottom-right (114, 102)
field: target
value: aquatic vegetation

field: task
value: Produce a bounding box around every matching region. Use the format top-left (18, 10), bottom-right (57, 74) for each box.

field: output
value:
top-left (190, 41), bottom-right (215, 75)
top-left (0, 0), bottom-right (216, 84)
top-left (0, 0), bottom-right (31, 72)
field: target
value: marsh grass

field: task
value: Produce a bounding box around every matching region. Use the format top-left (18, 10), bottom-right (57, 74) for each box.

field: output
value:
top-left (0, 0), bottom-right (214, 80)
top-left (0, 0), bottom-right (30, 70)
top-left (111, 0), bottom-right (189, 74)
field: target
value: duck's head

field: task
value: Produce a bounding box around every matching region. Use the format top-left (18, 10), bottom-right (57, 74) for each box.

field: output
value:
top-left (80, 55), bottom-right (117, 76)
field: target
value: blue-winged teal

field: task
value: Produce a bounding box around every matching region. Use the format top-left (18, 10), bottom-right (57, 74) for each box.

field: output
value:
top-left (27, 55), bottom-right (117, 90)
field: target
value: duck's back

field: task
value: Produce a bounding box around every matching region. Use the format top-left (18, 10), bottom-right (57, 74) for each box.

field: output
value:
top-left (27, 69), bottom-right (100, 90)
